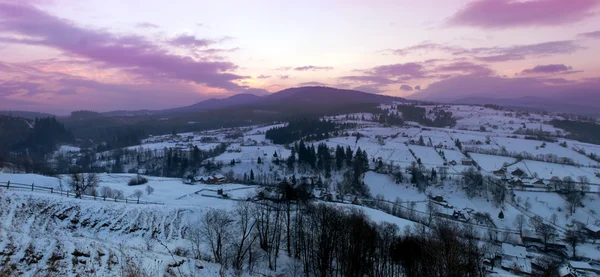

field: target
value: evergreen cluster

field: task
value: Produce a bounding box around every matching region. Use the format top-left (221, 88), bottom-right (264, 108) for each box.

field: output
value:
top-left (265, 118), bottom-right (356, 144)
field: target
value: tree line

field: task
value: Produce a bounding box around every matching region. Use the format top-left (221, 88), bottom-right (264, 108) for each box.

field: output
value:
top-left (185, 199), bottom-right (490, 277)
top-left (266, 119), bottom-right (356, 144)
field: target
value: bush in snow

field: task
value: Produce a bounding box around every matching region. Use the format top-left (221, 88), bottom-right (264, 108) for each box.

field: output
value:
top-left (128, 175), bottom-right (148, 186)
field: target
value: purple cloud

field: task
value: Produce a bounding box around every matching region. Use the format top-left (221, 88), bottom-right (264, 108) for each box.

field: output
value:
top-left (520, 64), bottom-right (576, 75)
top-left (385, 40), bottom-right (581, 62)
top-left (293, 66), bottom-right (333, 71)
top-left (400, 84), bottom-right (413, 91)
top-left (169, 34), bottom-right (214, 48)
top-left (386, 42), bottom-right (466, 56)
top-left (279, 75), bottom-right (290, 79)
top-left (578, 30), bottom-right (600, 39)
top-left (433, 61), bottom-right (493, 76)
top-left (449, 0), bottom-right (600, 29)
top-left (136, 22), bottom-right (159, 29)
top-left (0, 2), bottom-right (249, 91)
top-left (257, 75), bottom-right (271, 79)
top-left (411, 74), bottom-right (600, 110)
top-left (472, 41), bottom-right (581, 62)
top-left (365, 63), bottom-right (426, 79)
top-left (415, 85), bottom-right (421, 90)
top-left (353, 84), bottom-right (385, 94)
top-left (338, 75), bottom-right (396, 85)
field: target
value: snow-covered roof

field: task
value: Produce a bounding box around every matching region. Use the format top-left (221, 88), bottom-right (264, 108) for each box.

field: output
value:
top-left (568, 261), bottom-right (593, 270)
top-left (559, 265), bottom-right (577, 277)
top-left (585, 224), bottom-right (600, 233)
top-left (502, 243), bottom-right (527, 258)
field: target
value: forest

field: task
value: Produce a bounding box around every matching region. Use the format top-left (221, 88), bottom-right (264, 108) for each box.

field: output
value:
top-left (396, 105), bottom-right (456, 127)
top-left (265, 119), bottom-right (356, 144)
top-left (550, 119), bottom-right (600, 145)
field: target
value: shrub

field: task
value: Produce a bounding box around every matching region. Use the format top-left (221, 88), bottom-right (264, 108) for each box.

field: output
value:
top-left (128, 175), bottom-right (149, 186)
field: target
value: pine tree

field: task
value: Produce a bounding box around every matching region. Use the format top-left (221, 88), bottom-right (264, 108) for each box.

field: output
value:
top-left (257, 157), bottom-right (262, 164)
top-left (498, 210), bottom-right (504, 219)
top-left (250, 170), bottom-right (255, 182)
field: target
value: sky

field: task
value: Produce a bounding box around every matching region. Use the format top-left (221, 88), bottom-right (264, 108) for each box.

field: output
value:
top-left (0, 0), bottom-right (599, 114)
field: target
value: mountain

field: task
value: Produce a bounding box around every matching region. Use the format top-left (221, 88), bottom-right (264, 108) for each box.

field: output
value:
top-left (452, 96), bottom-right (600, 115)
top-left (408, 75), bottom-right (600, 115)
top-left (251, 86), bottom-right (406, 115)
top-left (101, 86), bottom-right (406, 117)
top-left (163, 93), bottom-right (262, 114)
top-left (0, 110), bottom-right (56, 119)
top-left (101, 94), bottom-right (262, 117)
top-left (264, 86), bottom-right (400, 103)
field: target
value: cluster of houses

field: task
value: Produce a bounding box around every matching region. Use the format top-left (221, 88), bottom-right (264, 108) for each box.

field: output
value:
top-left (184, 174), bottom-right (229, 185)
top-left (492, 167), bottom-right (550, 188)
top-left (494, 243), bottom-right (599, 276)
top-left (448, 158), bottom-right (474, 166)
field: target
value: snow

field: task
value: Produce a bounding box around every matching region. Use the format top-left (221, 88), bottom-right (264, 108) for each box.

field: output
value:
top-left (502, 243), bottom-right (527, 258)
top-left (408, 145), bottom-right (446, 167)
top-left (363, 171), bottom-right (428, 202)
top-left (506, 160), bottom-right (600, 183)
top-left (568, 261), bottom-right (593, 270)
top-left (470, 153), bottom-right (516, 172)
top-left (58, 145), bottom-right (81, 153)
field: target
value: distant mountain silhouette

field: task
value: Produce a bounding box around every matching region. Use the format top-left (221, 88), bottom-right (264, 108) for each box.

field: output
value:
top-left (0, 110), bottom-right (56, 119)
top-left (453, 96), bottom-right (600, 115)
top-left (101, 86), bottom-right (406, 117)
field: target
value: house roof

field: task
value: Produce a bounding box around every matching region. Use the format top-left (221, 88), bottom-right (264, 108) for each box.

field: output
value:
top-left (559, 265), bottom-right (577, 277)
top-left (569, 261), bottom-right (593, 270)
top-left (532, 178), bottom-right (546, 184)
top-left (512, 168), bottom-right (525, 175)
top-left (585, 224), bottom-right (600, 233)
top-left (502, 243), bottom-right (527, 258)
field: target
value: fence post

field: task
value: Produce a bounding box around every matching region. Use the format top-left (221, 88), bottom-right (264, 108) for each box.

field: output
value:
top-left (32, 183), bottom-right (34, 192)
top-left (51, 188), bottom-right (53, 194)
top-left (126, 199), bottom-right (128, 204)
top-left (6, 181), bottom-right (9, 189)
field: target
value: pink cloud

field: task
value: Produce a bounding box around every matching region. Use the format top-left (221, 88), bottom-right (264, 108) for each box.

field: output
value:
top-left (449, 0), bottom-right (600, 29)
top-left (0, 2), bottom-right (249, 91)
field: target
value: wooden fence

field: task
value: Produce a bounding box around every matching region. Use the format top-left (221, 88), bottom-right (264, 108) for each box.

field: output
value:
top-left (0, 181), bottom-right (164, 205)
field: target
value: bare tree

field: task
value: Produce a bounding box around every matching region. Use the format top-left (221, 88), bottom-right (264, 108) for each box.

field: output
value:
top-left (565, 191), bottom-right (583, 215)
top-left (564, 229), bottom-right (585, 258)
top-left (231, 202), bottom-right (257, 271)
top-left (132, 189), bottom-right (143, 203)
top-left (99, 186), bottom-right (113, 200)
top-left (186, 219), bottom-right (203, 259)
top-left (145, 185), bottom-right (155, 195)
top-left (113, 189), bottom-right (125, 200)
top-left (69, 172), bottom-right (99, 198)
top-left (201, 209), bottom-right (234, 264)
top-left (577, 176), bottom-right (590, 192)
top-left (514, 214), bottom-right (526, 238)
